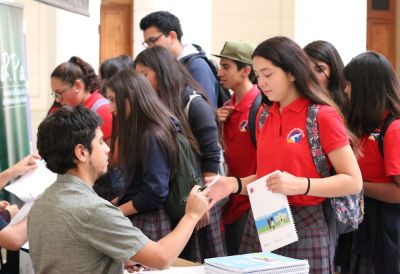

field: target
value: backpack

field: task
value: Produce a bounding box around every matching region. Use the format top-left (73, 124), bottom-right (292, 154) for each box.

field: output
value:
top-left (182, 88), bottom-right (227, 176)
top-left (306, 104), bottom-right (364, 234)
top-left (164, 132), bottom-right (204, 219)
top-left (248, 93), bottom-right (263, 146)
top-left (378, 113), bottom-right (397, 157)
top-left (181, 44), bottom-right (231, 108)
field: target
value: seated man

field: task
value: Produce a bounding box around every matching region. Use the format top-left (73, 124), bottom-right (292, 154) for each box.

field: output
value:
top-left (28, 105), bottom-right (210, 274)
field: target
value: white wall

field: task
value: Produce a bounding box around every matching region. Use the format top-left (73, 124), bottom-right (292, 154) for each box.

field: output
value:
top-left (212, 0), bottom-right (367, 66)
top-left (293, 0), bottom-right (367, 65)
top-left (54, 0), bottom-right (101, 69)
top-left (133, 0), bottom-right (212, 56)
top-left (212, 0), bottom-right (295, 56)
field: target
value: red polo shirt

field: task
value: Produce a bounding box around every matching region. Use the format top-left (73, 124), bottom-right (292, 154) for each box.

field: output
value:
top-left (257, 97), bottom-right (349, 206)
top-left (358, 117), bottom-right (400, 183)
top-left (83, 90), bottom-right (112, 141)
top-left (222, 84), bottom-right (260, 224)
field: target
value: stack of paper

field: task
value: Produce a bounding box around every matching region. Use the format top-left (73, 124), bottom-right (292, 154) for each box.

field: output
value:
top-left (204, 252), bottom-right (309, 274)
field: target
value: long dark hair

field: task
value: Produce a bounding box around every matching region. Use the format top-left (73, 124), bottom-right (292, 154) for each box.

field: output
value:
top-left (134, 46), bottom-right (203, 154)
top-left (51, 56), bottom-right (99, 92)
top-left (104, 69), bottom-right (178, 181)
top-left (99, 55), bottom-right (134, 96)
top-left (344, 52), bottom-right (400, 137)
top-left (253, 36), bottom-right (335, 107)
top-left (253, 36), bottom-right (358, 150)
top-left (304, 40), bottom-right (349, 114)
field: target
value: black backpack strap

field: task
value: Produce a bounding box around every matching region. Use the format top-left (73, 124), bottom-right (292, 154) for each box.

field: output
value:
top-left (378, 114), bottom-right (397, 158)
top-left (248, 93), bottom-right (262, 147)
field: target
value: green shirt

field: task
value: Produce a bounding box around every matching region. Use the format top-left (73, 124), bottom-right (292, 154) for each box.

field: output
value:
top-left (28, 174), bottom-right (149, 274)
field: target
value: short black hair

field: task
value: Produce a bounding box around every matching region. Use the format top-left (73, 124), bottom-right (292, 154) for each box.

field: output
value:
top-left (232, 60), bottom-right (257, 84)
top-left (140, 11), bottom-right (183, 41)
top-left (37, 105), bottom-right (102, 174)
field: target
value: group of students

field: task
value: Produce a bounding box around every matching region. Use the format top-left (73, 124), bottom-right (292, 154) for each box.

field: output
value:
top-left (0, 10), bottom-right (399, 274)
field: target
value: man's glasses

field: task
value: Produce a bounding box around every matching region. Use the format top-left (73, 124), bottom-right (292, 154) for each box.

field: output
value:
top-left (142, 33), bottom-right (163, 48)
top-left (51, 85), bottom-right (71, 100)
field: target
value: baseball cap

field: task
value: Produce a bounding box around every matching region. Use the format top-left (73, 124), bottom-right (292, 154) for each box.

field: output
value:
top-left (212, 41), bottom-right (255, 65)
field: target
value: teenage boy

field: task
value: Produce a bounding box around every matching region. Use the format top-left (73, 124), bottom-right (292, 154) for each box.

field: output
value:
top-left (214, 41), bottom-right (260, 255)
top-left (28, 105), bottom-right (210, 274)
top-left (139, 11), bottom-right (219, 108)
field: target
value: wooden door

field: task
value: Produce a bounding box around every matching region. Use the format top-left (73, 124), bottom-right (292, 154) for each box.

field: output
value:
top-left (99, 0), bottom-right (132, 64)
top-left (367, 0), bottom-right (397, 68)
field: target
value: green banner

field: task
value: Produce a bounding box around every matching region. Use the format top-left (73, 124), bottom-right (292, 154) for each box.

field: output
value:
top-left (0, 3), bottom-right (32, 199)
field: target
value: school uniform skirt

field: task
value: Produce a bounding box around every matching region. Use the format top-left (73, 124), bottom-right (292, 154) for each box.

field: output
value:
top-left (176, 204), bottom-right (226, 263)
top-left (239, 204), bottom-right (334, 274)
top-left (128, 205), bottom-right (226, 263)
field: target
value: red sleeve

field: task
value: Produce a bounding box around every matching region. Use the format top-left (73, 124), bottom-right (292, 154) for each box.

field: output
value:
top-left (384, 119), bottom-right (400, 176)
top-left (96, 105), bottom-right (113, 140)
top-left (318, 105), bottom-right (349, 154)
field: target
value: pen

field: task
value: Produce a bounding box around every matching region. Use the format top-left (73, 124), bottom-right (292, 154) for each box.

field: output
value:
top-left (198, 174), bottom-right (221, 192)
top-left (180, 174), bottom-right (221, 204)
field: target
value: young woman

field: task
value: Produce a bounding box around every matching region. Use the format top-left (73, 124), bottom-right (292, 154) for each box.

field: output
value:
top-left (105, 69), bottom-right (224, 263)
top-left (207, 36), bottom-right (362, 274)
top-left (99, 54), bottom-right (134, 97)
top-left (133, 46), bottom-right (220, 178)
top-left (344, 52), bottom-right (400, 274)
top-left (304, 40), bottom-right (348, 115)
top-left (50, 56), bottom-right (112, 144)
top-left (51, 56), bottom-right (115, 200)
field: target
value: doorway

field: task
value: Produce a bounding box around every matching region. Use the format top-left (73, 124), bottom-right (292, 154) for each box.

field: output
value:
top-left (99, 0), bottom-right (133, 64)
top-left (367, 0), bottom-right (397, 68)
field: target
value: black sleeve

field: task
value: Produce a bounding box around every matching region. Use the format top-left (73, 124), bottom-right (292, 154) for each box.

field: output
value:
top-left (188, 97), bottom-right (220, 173)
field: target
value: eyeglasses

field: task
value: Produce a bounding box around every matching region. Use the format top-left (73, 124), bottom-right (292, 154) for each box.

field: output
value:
top-left (51, 85), bottom-right (71, 99)
top-left (142, 33), bottom-right (163, 48)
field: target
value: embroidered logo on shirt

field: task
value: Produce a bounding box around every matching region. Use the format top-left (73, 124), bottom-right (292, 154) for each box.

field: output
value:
top-left (287, 128), bottom-right (304, 143)
top-left (239, 120), bottom-right (248, 132)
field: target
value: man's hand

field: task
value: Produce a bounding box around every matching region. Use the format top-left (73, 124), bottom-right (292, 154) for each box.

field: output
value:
top-left (216, 106), bottom-right (234, 123)
top-left (185, 186), bottom-right (209, 222)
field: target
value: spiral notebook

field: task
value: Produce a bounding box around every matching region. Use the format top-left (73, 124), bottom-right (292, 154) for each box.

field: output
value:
top-left (247, 174), bottom-right (298, 252)
top-left (204, 252), bottom-right (309, 274)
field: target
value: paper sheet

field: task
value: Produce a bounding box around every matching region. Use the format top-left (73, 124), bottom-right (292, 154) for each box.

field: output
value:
top-left (4, 160), bottom-right (56, 202)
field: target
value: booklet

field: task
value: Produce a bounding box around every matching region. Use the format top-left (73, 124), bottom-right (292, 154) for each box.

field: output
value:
top-left (204, 252), bottom-right (309, 274)
top-left (247, 174), bottom-right (298, 252)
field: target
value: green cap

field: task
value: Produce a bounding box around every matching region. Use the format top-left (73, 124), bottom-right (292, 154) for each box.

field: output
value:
top-left (212, 41), bottom-right (255, 65)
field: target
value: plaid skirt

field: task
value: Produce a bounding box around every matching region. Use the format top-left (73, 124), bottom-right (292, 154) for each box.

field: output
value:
top-left (240, 204), bottom-right (334, 274)
top-left (345, 232), bottom-right (375, 274)
top-left (177, 204), bottom-right (226, 263)
top-left (128, 208), bottom-right (172, 241)
top-left (128, 205), bottom-right (226, 263)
